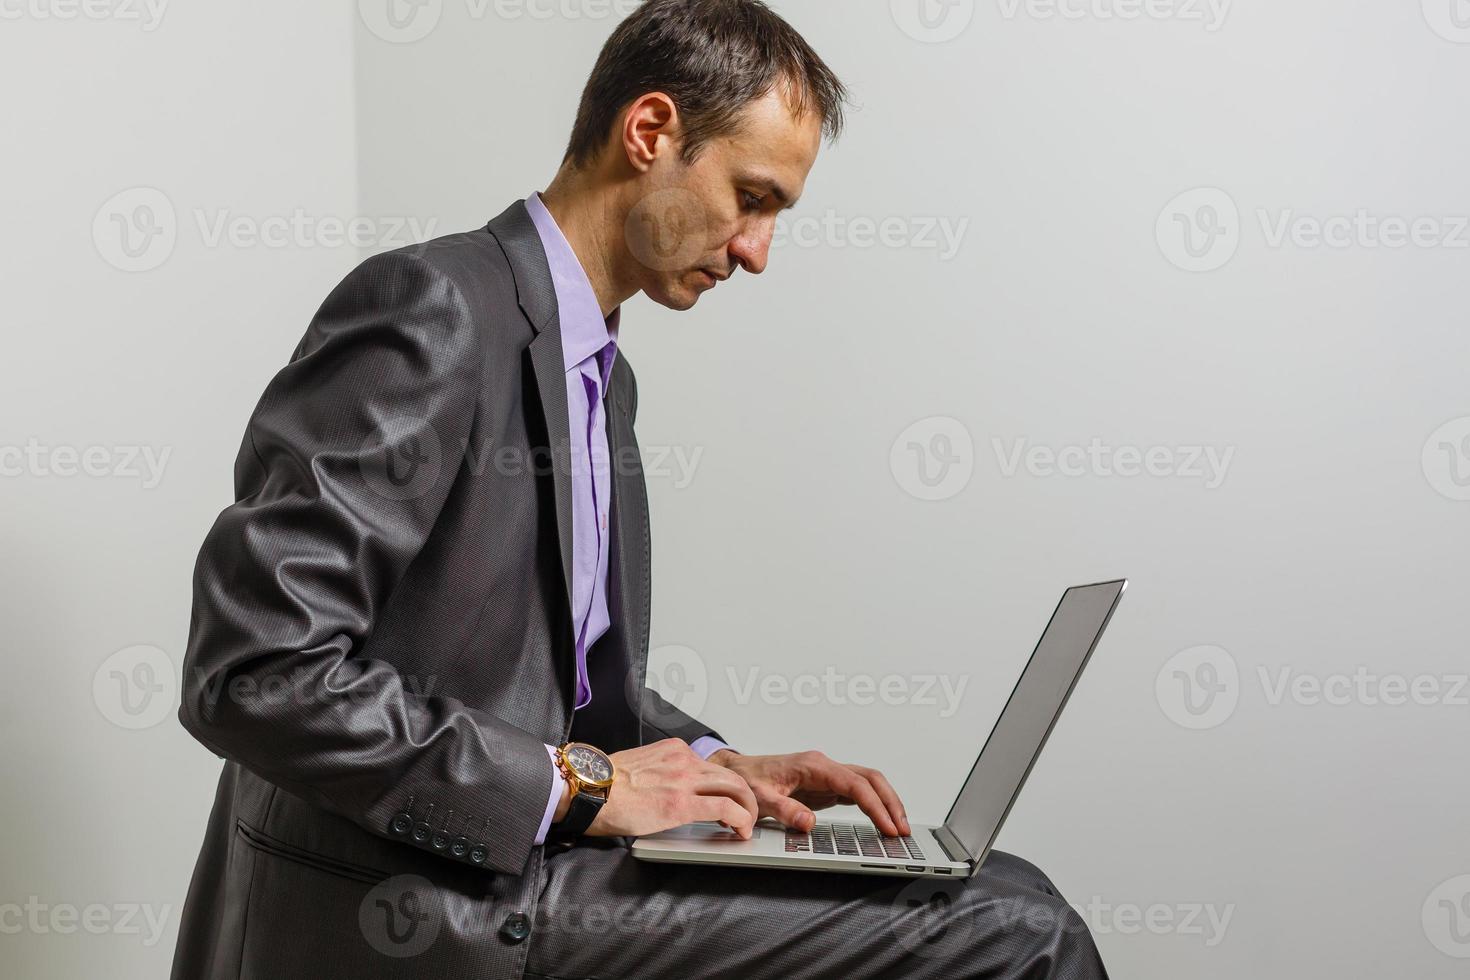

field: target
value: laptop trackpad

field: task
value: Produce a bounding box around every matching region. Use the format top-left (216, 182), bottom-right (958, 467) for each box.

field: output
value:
top-left (648, 820), bottom-right (754, 841)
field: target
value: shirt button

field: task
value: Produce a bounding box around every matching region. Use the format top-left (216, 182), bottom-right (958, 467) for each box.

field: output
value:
top-left (500, 911), bottom-right (531, 943)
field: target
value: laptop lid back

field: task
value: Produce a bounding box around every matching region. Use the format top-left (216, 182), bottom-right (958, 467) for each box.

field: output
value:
top-left (942, 579), bottom-right (1126, 876)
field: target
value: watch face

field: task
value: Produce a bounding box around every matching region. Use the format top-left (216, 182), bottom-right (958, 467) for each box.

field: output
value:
top-left (564, 744), bottom-right (614, 785)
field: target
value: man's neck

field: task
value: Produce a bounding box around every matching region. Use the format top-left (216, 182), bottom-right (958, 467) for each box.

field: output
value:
top-left (538, 171), bottom-right (633, 320)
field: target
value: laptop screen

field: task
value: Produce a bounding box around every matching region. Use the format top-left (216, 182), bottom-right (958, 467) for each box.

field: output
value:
top-left (943, 580), bottom-right (1125, 872)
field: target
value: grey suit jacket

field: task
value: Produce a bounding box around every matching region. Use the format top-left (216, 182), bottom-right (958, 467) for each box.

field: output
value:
top-left (171, 200), bottom-right (720, 979)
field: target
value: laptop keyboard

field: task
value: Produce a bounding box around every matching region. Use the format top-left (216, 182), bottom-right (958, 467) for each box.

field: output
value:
top-left (783, 821), bottom-right (926, 861)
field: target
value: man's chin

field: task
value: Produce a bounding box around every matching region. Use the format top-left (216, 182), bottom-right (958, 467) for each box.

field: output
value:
top-left (647, 282), bottom-right (701, 312)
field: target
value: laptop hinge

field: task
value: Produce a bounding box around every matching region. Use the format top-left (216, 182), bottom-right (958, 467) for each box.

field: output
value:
top-left (933, 824), bottom-right (976, 866)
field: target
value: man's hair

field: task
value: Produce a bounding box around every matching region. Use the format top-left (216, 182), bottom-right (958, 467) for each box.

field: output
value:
top-left (563, 0), bottom-right (848, 168)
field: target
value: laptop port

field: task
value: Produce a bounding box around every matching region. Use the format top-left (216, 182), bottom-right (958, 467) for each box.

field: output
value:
top-left (906, 866), bottom-right (925, 872)
top-left (933, 867), bottom-right (953, 874)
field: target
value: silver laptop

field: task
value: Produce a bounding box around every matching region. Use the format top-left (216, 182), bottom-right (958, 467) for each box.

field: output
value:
top-left (632, 579), bottom-right (1126, 879)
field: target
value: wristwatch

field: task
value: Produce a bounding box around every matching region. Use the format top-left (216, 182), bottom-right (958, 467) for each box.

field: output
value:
top-left (547, 742), bottom-right (615, 844)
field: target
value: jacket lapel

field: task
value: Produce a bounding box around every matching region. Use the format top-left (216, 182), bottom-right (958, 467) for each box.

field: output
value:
top-left (485, 201), bottom-right (576, 621)
top-left (601, 381), bottom-right (650, 748)
top-left (485, 200), bottom-right (647, 747)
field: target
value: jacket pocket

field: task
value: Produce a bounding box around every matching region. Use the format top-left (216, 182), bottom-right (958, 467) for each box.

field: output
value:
top-left (235, 819), bottom-right (388, 885)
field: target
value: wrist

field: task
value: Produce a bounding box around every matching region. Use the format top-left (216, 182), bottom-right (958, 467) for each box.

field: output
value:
top-left (552, 773), bottom-right (571, 822)
top-left (708, 747), bottom-right (740, 767)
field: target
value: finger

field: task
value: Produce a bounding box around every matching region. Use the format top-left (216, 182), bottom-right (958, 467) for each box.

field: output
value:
top-left (768, 794), bottom-right (816, 832)
top-left (849, 765), bottom-right (911, 836)
top-left (691, 796), bottom-right (755, 839)
top-left (824, 766), bottom-right (900, 837)
top-left (690, 765), bottom-right (760, 822)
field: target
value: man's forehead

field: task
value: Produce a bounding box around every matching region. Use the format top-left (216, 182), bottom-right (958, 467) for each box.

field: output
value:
top-left (718, 93), bottom-right (823, 205)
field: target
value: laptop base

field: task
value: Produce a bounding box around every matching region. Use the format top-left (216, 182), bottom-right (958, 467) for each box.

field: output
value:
top-left (631, 819), bottom-right (972, 879)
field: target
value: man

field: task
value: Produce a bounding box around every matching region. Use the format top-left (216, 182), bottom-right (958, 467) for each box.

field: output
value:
top-left (171, 1), bottom-right (1110, 977)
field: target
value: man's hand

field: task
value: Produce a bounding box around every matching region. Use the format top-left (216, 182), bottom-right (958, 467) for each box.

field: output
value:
top-left (707, 749), bottom-right (912, 838)
top-left (573, 738), bottom-right (761, 839)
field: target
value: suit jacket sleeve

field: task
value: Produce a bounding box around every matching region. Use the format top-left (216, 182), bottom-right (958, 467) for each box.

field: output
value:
top-left (179, 250), bottom-right (553, 876)
top-left (617, 358), bottom-right (730, 750)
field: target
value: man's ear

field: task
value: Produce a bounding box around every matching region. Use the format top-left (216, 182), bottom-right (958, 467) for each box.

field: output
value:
top-left (620, 92), bottom-right (679, 173)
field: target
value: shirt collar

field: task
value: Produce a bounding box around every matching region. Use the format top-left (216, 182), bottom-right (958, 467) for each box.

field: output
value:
top-left (525, 191), bottom-right (620, 377)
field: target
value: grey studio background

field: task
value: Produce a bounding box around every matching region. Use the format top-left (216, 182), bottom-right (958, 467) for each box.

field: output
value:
top-left (3, 2), bottom-right (1469, 977)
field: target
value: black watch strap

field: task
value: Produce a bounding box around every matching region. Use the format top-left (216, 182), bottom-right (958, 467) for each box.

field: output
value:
top-left (547, 790), bottom-right (606, 844)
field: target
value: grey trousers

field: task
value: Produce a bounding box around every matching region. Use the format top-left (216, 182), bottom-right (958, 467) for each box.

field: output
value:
top-left (523, 838), bottom-right (1110, 979)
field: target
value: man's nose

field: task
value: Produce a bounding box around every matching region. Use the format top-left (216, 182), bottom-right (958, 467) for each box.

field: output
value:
top-left (727, 222), bottom-right (773, 276)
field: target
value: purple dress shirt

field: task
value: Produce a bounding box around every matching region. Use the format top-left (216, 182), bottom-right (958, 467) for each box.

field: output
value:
top-left (525, 193), bottom-right (729, 844)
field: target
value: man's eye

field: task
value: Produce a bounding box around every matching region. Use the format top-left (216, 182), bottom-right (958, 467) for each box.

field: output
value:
top-left (740, 191), bottom-right (763, 211)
